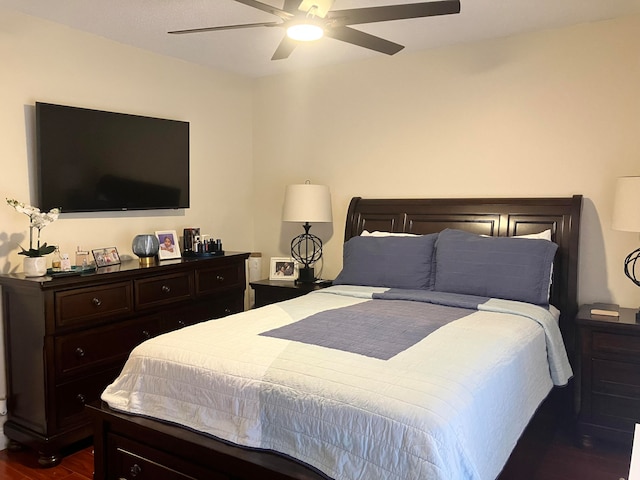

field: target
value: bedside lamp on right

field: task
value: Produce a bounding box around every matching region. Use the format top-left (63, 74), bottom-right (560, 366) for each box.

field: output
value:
top-left (612, 176), bottom-right (640, 289)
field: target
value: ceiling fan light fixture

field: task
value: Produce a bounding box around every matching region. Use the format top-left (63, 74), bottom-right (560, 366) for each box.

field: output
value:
top-left (286, 23), bottom-right (324, 42)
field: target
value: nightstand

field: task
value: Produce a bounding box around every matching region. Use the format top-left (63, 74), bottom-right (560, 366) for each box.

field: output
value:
top-left (250, 279), bottom-right (332, 308)
top-left (575, 304), bottom-right (640, 448)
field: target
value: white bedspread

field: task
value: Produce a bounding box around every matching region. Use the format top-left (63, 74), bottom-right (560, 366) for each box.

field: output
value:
top-left (102, 286), bottom-right (571, 480)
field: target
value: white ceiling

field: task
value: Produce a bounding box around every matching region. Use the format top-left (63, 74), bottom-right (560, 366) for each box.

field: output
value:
top-left (2, 0), bottom-right (640, 78)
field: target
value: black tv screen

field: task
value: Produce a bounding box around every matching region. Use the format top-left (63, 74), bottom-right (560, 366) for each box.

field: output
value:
top-left (36, 102), bottom-right (190, 213)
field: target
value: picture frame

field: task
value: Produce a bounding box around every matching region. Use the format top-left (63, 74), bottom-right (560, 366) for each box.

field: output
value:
top-left (269, 257), bottom-right (298, 281)
top-left (92, 247), bottom-right (121, 267)
top-left (155, 230), bottom-right (181, 260)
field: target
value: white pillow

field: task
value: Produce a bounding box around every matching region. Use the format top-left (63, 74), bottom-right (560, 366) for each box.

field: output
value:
top-left (481, 229), bottom-right (552, 241)
top-left (516, 229), bottom-right (552, 241)
top-left (361, 230), bottom-right (419, 237)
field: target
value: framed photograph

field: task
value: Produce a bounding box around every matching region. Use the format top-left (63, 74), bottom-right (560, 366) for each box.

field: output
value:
top-left (269, 257), bottom-right (298, 281)
top-left (156, 230), bottom-right (181, 260)
top-left (92, 247), bottom-right (121, 267)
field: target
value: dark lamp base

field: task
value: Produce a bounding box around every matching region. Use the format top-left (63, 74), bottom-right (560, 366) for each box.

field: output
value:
top-left (296, 266), bottom-right (315, 284)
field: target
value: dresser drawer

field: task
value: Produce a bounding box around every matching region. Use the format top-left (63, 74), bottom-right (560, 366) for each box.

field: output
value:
top-left (108, 433), bottom-right (230, 480)
top-left (210, 293), bottom-right (245, 318)
top-left (196, 264), bottom-right (243, 296)
top-left (55, 282), bottom-right (133, 328)
top-left (592, 331), bottom-right (640, 356)
top-left (56, 367), bottom-right (122, 429)
top-left (55, 316), bottom-right (162, 378)
top-left (135, 272), bottom-right (194, 309)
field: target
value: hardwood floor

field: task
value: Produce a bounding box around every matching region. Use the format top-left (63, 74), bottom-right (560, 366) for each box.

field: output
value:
top-left (0, 428), bottom-right (633, 480)
top-left (0, 440), bottom-right (94, 480)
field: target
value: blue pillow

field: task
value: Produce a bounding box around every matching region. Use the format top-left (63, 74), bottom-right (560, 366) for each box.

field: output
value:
top-left (333, 234), bottom-right (438, 289)
top-left (433, 229), bottom-right (557, 305)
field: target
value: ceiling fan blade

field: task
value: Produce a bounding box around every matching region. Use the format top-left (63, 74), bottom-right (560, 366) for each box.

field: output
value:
top-left (324, 25), bottom-right (404, 55)
top-left (327, 0), bottom-right (460, 26)
top-left (234, 0), bottom-right (293, 21)
top-left (168, 21), bottom-right (280, 35)
top-left (271, 35), bottom-right (298, 60)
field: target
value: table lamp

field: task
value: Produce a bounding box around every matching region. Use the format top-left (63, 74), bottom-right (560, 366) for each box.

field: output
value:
top-left (612, 176), bottom-right (640, 288)
top-left (282, 182), bottom-right (332, 283)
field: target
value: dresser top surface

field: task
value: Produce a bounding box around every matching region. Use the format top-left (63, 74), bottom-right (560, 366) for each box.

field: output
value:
top-left (0, 252), bottom-right (250, 288)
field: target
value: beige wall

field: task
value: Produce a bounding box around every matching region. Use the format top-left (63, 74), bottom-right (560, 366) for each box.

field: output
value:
top-left (0, 10), bottom-right (255, 262)
top-left (0, 9), bottom-right (255, 447)
top-left (253, 15), bottom-right (640, 309)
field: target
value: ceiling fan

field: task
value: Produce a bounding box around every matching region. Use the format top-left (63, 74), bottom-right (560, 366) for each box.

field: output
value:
top-left (168, 0), bottom-right (461, 60)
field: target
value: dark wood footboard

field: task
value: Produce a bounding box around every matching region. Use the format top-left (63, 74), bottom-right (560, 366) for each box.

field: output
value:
top-left (89, 390), bottom-right (564, 480)
top-left (88, 401), bottom-right (328, 480)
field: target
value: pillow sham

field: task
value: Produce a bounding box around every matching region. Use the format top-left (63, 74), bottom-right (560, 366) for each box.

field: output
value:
top-left (333, 233), bottom-right (438, 289)
top-left (433, 228), bottom-right (557, 305)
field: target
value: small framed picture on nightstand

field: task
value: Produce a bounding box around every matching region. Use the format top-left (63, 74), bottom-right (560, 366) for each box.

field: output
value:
top-left (269, 257), bottom-right (298, 281)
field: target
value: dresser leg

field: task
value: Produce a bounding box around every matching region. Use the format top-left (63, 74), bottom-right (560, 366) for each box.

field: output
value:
top-left (37, 451), bottom-right (61, 468)
top-left (7, 439), bottom-right (24, 452)
top-left (579, 434), bottom-right (594, 449)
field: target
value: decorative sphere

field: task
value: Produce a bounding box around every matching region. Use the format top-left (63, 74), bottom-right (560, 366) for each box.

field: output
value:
top-left (132, 234), bottom-right (160, 265)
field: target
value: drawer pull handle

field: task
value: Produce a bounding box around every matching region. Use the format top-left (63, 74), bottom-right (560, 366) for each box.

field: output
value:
top-left (92, 297), bottom-right (102, 307)
top-left (76, 393), bottom-right (86, 405)
top-left (142, 330), bottom-right (151, 339)
top-left (161, 285), bottom-right (171, 294)
top-left (216, 275), bottom-right (225, 282)
top-left (130, 463), bottom-right (142, 477)
top-left (75, 347), bottom-right (85, 358)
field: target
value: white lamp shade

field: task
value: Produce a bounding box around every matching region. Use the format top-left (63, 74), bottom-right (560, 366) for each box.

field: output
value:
top-left (282, 184), bottom-right (332, 223)
top-left (612, 176), bottom-right (640, 232)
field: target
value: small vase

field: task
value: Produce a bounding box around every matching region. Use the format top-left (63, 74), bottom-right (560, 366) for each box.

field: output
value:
top-left (132, 234), bottom-right (160, 266)
top-left (24, 256), bottom-right (48, 277)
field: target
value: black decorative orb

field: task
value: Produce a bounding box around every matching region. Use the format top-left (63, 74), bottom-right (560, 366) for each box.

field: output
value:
top-left (132, 234), bottom-right (160, 266)
top-left (624, 247), bottom-right (640, 287)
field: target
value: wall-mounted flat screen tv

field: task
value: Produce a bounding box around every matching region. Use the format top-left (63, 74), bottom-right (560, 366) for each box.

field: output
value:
top-left (36, 102), bottom-right (190, 213)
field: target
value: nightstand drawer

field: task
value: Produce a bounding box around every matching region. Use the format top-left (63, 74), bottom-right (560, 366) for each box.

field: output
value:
top-left (55, 282), bottom-right (133, 328)
top-left (593, 331), bottom-right (640, 355)
top-left (593, 358), bottom-right (640, 397)
top-left (592, 392), bottom-right (640, 424)
top-left (135, 272), bottom-right (194, 309)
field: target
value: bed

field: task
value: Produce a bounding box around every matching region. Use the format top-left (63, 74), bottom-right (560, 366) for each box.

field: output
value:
top-left (89, 195), bottom-right (582, 480)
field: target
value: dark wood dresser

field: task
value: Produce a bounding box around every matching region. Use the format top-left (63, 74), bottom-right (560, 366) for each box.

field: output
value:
top-left (0, 252), bottom-right (249, 466)
top-left (575, 304), bottom-right (640, 447)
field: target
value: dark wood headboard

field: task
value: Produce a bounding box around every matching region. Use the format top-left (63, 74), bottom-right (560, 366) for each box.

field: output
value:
top-left (344, 196), bottom-right (583, 354)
